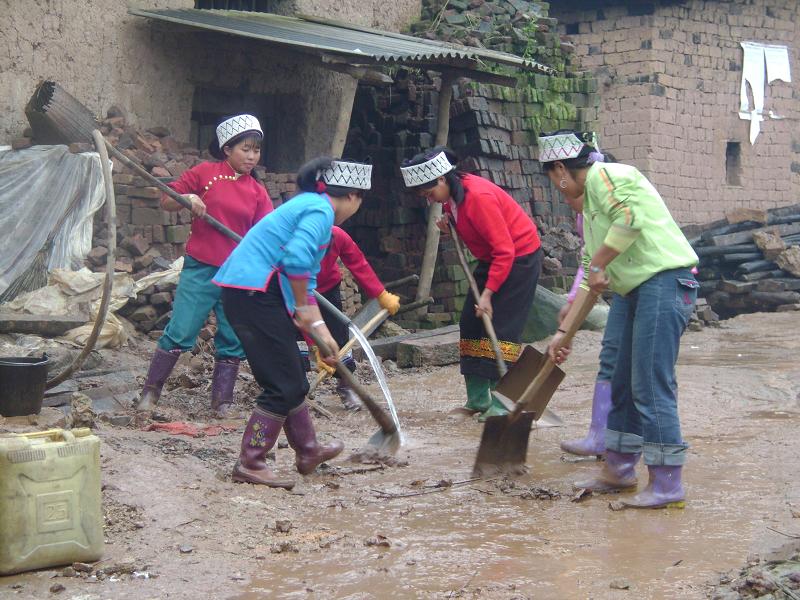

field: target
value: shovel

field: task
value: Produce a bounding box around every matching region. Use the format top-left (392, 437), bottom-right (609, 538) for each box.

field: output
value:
top-left (449, 222), bottom-right (563, 425)
top-left (308, 330), bottom-right (401, 455)
top-left (307, 295), bottom-right (434, 396)
top-left (472, 287), bottom-right (599, 477)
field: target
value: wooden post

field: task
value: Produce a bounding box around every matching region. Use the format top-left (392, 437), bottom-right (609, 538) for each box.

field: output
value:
top-left (330, 75), bottom-right (359, 158)
top-left (415, 71), bottom-right (456, 304)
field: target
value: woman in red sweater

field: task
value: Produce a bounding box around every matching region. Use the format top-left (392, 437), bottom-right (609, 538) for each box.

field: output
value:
top-left (315, 226), bottom-right (400, 410)
top-left (401, 147), bottom-right (542, 419)
top-left (135, 114), bottom-right (273, 418)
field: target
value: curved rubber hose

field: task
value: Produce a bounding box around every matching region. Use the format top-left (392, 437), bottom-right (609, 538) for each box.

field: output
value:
top-left (46, 129), bottom-right (117, 389)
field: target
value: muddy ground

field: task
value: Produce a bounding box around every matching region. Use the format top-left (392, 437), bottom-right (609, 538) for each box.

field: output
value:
top-left (2, 312), bottom-right (800, 599)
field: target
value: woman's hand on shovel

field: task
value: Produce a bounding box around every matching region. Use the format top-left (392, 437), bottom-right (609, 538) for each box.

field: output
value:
top-left (475, 288), bottom-right (494, 319)
top-left (294, 306), bottom-right (340, 366)
top-left (548, 331), bottom-right (572, 365)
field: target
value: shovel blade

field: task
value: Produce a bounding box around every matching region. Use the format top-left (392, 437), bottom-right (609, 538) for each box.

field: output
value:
top-left (367, 428), bottom-right (402, 455)
top-left (472, 412), bottom-right (536, 477)
top-left (495, 345), bottom-right (565, 418)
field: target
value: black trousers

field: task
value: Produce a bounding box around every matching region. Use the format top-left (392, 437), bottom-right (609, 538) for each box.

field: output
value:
top-left (318, 284), bottom-right (356, 373)
top-left (460, 248), bottom-right (542, 380)
top-left (221, 278), bottom-right (308, 416)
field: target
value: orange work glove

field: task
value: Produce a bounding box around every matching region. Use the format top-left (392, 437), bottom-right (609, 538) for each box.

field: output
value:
top-left (377, 290), bottom-right (401, 316)
top-left (312, 345), bottom-right (336, 375)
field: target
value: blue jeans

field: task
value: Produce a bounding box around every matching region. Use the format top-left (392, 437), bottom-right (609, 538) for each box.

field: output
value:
top-left (605, 268), bottom-right (698, 466)
top-left (158, 255), bottom-right (245, 359)
top-left (596, 293), bottom-right (623, 382)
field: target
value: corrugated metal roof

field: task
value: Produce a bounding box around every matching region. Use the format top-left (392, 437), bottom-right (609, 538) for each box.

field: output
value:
top-left (128, 8), bottom-right (555, 75)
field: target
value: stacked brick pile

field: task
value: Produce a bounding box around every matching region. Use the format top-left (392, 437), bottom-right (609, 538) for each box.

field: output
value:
top-left (343, 71), bottom-right (594, 327)
top-left (411, 0), bottom-right (575, 74)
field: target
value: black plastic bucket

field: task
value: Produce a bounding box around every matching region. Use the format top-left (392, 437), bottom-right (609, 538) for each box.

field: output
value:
top-left (0, 355), bottom-right (49, 417)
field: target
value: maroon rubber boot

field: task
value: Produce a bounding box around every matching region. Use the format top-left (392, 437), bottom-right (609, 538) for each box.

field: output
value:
top-left (135, 348), bottom-right (181, 410)
top-left (283, 403), bottom-right (344, 475)
top-left (211, 357), bottom-right (240, 418)
top-left (232, 408), bottom-right (295, 489)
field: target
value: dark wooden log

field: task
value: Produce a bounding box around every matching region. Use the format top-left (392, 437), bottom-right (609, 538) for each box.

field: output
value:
top-left (701, 221), bottom-right (765, 244)
top-left (750, 291), bottom-right (800, 306)
top-left (756, 279), bottom-right (787, 292)
top-left (695, 243), bottom-right (758, 256)
top-left (768, 214), bottom-right (800, 226)
top-left (735, 259), bottom-right (777, 274)
top-left (719, 252), bottom-right (762, 263)
top-left (757, 278), bottom-right (800, 292)
top-left (711, 223), bottom-right (800, 247)
top-left (767, 203), bottom-right (800, 218)
top-left (718, 280), bottom-right (758, 295)
top-left (739, 269), bottom-right (787, 281)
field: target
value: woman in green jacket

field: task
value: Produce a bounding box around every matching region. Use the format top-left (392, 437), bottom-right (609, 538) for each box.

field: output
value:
top-left (540, 130), bottom-right (699, 509)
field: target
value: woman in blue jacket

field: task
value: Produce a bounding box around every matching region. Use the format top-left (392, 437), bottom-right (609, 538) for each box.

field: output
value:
top-left (214, 157), bottom-right (372, 488)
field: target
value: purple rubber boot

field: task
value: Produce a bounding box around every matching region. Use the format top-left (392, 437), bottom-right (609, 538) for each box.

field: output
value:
top-left (211, 357), bottom-right (240, 418)
top-left (622, 465), bottom-right (685, 509)
top-left (232, 408), bottom-right (295, 489)
top-left (574, 450), bottom-right (640, 493)
top-left (283, 403), bottom-right (344, 475)
top-left (561, 380), bottom-right (611, 457)
top-left (135, 348), bottom-right (181, 410)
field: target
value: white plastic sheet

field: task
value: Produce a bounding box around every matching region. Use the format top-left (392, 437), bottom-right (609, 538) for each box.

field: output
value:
top-left (0, 145), bottom-right (106, 297)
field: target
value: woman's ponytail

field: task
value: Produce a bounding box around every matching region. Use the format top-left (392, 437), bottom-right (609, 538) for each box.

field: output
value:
top-left (296, 157), bottom-right (334, 192)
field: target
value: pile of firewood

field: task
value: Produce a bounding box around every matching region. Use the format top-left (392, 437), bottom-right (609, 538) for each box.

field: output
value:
top-left (687, 205), bottom-right (800, 318)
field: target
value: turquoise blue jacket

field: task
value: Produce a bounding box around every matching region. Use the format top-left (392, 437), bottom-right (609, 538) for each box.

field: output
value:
top-left (213, 192), bottom-right (334, 312)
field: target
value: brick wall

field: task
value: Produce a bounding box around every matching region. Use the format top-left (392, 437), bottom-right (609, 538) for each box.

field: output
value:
top-left (342, 70), bottom-right (591, 328)
top-left (550, 0), bottom-right (800, 224)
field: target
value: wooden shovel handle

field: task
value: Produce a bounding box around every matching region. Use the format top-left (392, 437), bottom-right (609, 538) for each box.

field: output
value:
top-left (508, 286), bottom-right (599, 421)
top-left (308, 330), bottom-right (397, 435)
top-left (102, 140), bottom-right (243, 243)
top-left (449, 222), bottom-right (507, 378)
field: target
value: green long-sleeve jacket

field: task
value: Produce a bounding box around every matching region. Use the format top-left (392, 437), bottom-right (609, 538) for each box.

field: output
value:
top-left (581, 162), bottom-right (698, 295)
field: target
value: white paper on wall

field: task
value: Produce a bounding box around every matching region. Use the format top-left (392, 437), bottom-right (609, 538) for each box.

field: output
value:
top-left (739, 42), bottom-right (792, 144)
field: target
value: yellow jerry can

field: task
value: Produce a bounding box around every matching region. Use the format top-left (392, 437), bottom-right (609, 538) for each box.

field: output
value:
top-left (0, 428), bottom-right (103, 575)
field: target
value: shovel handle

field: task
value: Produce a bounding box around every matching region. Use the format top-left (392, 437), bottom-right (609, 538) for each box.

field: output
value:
top-left (308, 330), bottom-right (397, 435)
top-left (449, 222), bottom-right (507, 378)
top-left (102, 140), bottom-right (243, 243)
top-left (508, 287), bottom-right (599, 421)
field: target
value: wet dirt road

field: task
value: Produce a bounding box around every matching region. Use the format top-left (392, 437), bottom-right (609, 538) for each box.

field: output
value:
top-left (232, 313), bottom-right (800, 599)
top-left (3, 312), bottom-right (799, 599)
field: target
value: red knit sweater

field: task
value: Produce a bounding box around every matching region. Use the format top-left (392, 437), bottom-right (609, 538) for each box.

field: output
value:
top-left (443, 173), bottom-right (540, 292)
top-left (317, 226), bottom-right (384, 297)
top-left (168, 161), bottom-right (273, 266)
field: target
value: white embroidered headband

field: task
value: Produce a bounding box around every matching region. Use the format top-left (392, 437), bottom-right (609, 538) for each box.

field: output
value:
top-left (400, 151), bottom-right (455, 187)
top-left (537, 132), bottom-right (599, 162)
top-left (321, 160), bottom-right (372, 190)
top-left (216, 114), bottom-right (263, 148)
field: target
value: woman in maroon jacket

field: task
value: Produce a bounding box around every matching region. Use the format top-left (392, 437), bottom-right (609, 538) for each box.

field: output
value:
top-left (401, 147), bottom-right (543, 419)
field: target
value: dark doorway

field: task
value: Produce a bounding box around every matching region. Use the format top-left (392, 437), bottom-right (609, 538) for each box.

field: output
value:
top-left (190, 86), bottom-right (306, 171)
